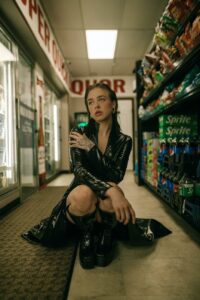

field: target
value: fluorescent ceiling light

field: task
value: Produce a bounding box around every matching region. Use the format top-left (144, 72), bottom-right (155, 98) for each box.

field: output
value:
top-left (86, 30), bottom-right (118, 59)
top-left (0, 42), bottom-right (16, 62)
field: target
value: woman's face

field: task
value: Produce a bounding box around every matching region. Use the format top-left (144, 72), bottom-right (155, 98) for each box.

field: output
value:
top-left (86, 87), bottom-right (116, 123)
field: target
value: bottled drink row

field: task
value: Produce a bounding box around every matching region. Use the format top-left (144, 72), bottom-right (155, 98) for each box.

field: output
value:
top-left (141, 133), bottom-right (200, 230)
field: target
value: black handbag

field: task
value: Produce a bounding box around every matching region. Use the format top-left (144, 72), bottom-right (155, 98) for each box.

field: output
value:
top-left (21, 197), bottom-right (69, 247)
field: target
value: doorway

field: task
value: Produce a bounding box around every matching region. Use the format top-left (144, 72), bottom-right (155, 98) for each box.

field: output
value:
top-left (117, 99), bottom-right (134, 170)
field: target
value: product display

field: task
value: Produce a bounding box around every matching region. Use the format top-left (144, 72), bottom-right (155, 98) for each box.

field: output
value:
top-left (140, 113), bottom-right (200, 230)
top-left (137, 0), bottom-right (200, 104)
top-left (159, 114), bottom-right (198, 139)
top-left (157, 134), bottom-right (200, 228)
top-left (136, 0), bottom-right (200, 231)
top-left (141, 132), bottom-right (159, 188)
top-left (139, 65), bottom-right (200, 120)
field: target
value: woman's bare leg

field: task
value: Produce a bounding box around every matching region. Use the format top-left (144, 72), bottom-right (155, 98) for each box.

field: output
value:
top-left (66, 184), bottom-right (98, 223)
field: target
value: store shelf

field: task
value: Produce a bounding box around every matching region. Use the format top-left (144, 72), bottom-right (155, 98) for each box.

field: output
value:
top-left (143, 44), bottom-right (200, 107)
top-left (170, 1), bottom-right (200, 46)
top-left (142, 1), bottom-right (200, 107)
top-left (143, 179), bottom-right (157, 194)
top-left (135, 1), bottom-right (200, 232)
top-left (144, 179), bottom-right (200, 231)
top-left (141, 86), bottom-right (200, 122)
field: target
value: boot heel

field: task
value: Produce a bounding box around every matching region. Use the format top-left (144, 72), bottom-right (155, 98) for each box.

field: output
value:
top-left (95, 241), bottom-right (115, 267)
top-left (95, 209), bottom-right (117, 267)
top-left (66, 209), bottom-right (96, 269)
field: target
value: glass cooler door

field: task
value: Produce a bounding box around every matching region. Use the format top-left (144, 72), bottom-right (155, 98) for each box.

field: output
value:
top-left (44, 87), bottom-right (54, 178)
top-left (44, 86), bottom-right (61, 179)
top-left (18, 54), bottom-right (37, 200)
top-left (0, 36), bottom-right (17, 192)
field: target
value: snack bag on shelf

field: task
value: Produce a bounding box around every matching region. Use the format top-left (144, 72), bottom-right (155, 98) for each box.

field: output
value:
top-left (182, 23), bottom-right (194, 52)
top-left (160, 14), bottom-right (181, 38)
top-left (167, 45), bottom-right (181, 63)
top-left (175, 34), bottom-right (188, 58)
top-left (167, 0), bottom-right (191, 24)
top-left (143, 75), bottom-right (154, 92)
top-left (192, 72), bottom-right (200, 87)
top-left (159, 90), bottom-right (169, 108)
top-left (153, 31), bottom-right (170, 49)
top-left (160, 50), bottom-right (176, 74)
top-left (145, 53), bottom-right (160, 66)
top-left (191, 15), bottom-right (200, 47)
top-left (138, 105), bottom-right (145, 119)
top-left (176, 65), bottom-right (200, 96)
top-left (152, 70), bottom-right (164, 87)
top-left (186, 0), bottom-right (198, 11)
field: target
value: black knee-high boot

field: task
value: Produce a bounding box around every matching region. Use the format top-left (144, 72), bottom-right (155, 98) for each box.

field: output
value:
top-left (67, 208), bottom-right (96, 269)
top-left (95, 209), bottom-right (117, 267)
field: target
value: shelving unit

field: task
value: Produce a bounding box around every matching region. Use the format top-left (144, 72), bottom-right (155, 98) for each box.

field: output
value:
top-left (135, 1), bottom-right (200, 230)
top-left (142, 43), bottom-right (200, 107)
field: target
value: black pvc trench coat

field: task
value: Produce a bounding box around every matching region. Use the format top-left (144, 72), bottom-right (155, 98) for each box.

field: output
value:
top-left (64, 125), bottom-right (132, 199)
top-left (21, 125), bottom-right (171, 246)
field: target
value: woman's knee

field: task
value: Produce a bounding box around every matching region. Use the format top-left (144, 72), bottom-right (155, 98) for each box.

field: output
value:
top-left (67, 185), bottom-right (97, 213)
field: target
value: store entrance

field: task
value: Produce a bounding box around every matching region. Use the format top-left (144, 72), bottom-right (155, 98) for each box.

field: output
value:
top-left (19, 102), bottom-right (37, 200)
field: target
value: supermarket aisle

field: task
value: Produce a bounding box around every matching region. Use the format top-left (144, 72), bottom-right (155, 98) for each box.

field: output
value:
top-left (49, 171), bottom-right (200, 300)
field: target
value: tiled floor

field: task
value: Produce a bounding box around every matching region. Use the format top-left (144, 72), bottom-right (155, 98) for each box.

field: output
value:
top-left (48, 171), bottom-right (200, 300)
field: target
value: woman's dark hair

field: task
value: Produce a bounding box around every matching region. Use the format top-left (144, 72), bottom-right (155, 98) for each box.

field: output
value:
top-left (84, 83), bottom-right (121, 134)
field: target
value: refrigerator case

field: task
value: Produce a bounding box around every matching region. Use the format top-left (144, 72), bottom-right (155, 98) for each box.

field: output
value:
top-left (44, 87), bottom-right (61, 179)
top-left (0, 41), bottom-right (18, 195)
top-left (44, 88), bottom-right (54, 178)
top-left (18, 53), bottom-right (37, 199)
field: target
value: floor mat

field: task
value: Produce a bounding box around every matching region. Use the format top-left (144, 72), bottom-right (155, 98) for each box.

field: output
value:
top-left (0, 187), bottom-right (78, 300)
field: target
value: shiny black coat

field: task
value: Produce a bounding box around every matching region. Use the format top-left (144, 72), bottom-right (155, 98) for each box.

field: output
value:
top-left (21, 124), bottom-right (133, 246)
top-left (64, 125), bottom-right (132, 199)
top-left (21, 125), bottom-right (172, 246)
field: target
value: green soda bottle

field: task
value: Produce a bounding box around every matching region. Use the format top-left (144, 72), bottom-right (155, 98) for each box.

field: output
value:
top-left (179, 174), bottom-right (194, 198)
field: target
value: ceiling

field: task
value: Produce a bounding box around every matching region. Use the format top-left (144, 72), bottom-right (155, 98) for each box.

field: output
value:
top-left (40, 0), bottom-right (168, 78)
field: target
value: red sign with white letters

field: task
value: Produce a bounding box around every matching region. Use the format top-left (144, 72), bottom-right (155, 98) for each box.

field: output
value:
top-left (71, 77), bottom-right (134, 97)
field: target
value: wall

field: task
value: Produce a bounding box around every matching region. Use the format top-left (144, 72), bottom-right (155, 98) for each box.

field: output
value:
top-left (71, 76), bottom-right (135, 98)
top-left (69, 76), bottom-right (135, 126)
top-left (69, 97), bottom-right (87, 129)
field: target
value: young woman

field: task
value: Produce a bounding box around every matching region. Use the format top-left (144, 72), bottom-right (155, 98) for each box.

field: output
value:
top-left (65, 83), bottom-right (136, 269)
top-left (22, 83), bottom-right (171, 269)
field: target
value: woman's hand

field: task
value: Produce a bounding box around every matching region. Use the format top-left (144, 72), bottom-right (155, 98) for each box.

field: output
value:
top-left (105, 186), bottom-right (136, 225)
top-left (69, 131), bottom-right (95, 151)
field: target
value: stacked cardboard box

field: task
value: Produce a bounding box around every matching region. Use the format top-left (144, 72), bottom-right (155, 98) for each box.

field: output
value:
top-left (146, 138), bottom-right (159, 187)
top-left (141, 132), bottom-right (159, 187)
top-left (159, 114), bottom-right (198, 140)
